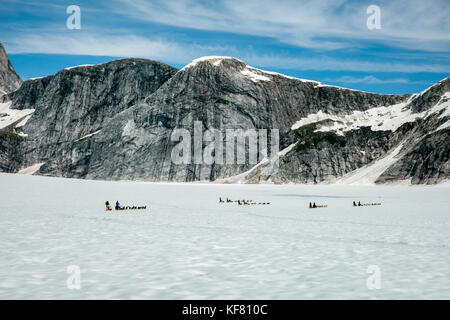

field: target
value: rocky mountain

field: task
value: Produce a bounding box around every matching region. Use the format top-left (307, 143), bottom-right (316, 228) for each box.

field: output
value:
top-left (0, 50), bottom-right (448, 185)
top-left (0, 57), bottom-right (177, 172)
top-left (0, 43), bottom-right (22, 96)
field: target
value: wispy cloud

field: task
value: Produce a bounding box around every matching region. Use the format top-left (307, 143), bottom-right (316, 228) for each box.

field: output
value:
top-left (115, 0), bottom-right (450, 52)
top-left (1, 0), bottom-right (448, 94)
top-left (5, 33), bottom-right (450, 74)
top-left (5, 34), bottom-right (235, 64)
top-left (324, 75), bottom-right (428, 85)
top-left (246, 55), bottom-right (450, 74)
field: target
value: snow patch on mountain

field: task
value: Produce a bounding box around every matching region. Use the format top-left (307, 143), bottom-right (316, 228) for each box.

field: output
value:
top-left (291, 91), bottom-right (449, 135)
top-left (240, 68), bottom-right (271, 82)
top-left (413, 76), bottom-right (450, 99)
top-left (433, 92), bottom-right (450, 118)
top-left (245, 66), bottom-right (321, 85)
top-left (18, 162), bottom-right (45, 175)
top-left (181, 56), bottom-right (244, 71)
top-left (181, 56), bottom-right (335, 86)
top-left (0, 101), bottom-right (35, 130)
top-left (335, 143), bottom-right (405, 185)
top-left (75, 130), bottom-right (102, 142)
top-left (290, 102), bottom-right (414, 134)
top-left (64, 64), bottom-right (95, 70)
top-left (432, 92), bottom-right (450, 132)
top-left (217, 142), bottom-right (298, 184)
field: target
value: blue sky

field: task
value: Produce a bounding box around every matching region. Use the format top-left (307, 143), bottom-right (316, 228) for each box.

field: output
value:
top-left (1, 0), bottom-right (449, 94)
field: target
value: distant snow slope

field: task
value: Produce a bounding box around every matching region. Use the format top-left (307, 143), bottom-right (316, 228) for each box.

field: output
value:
top-left (0, 101), bottom-right (35, 130)
top-left (335, 144), bottom-right (405, 185)
top-left (0, 173), bottom-right (449, 299)
top-left (64, 64), bottom-right (94, 70)
top-left (217, 143), bottom-right (298, 184)
top-left (291, 88), bottom-right (450, 135)
top-left (18, 163), bottom-right (45, 175)
top-left (240, 68), bottom-right (271, 82)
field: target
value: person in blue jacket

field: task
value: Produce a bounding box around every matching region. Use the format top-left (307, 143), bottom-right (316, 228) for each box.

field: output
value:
top-left (115, 200), bottom-right (120, 210)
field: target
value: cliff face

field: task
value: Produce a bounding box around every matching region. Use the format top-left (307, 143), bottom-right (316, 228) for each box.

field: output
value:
top-left (237, 77), bottom-right (450, 185)
top-left (0, 53), bottom-right (448, 184)
top-left (31, 57), bottom-right (408, 182)
top-left (2, 58), bottom-right (177, 171)
top-left (0, 43), bottom-right (22, 96)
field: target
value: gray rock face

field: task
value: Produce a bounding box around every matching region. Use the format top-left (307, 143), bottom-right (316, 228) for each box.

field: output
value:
top-left (377, 128), bottom-right (449, 184)
top-left (267, 124), bottom-right (412, 184)
top-left (376, 88), bottom-right (450, 185)
top-left (0, 43), bottom-right (22, 96)
top-left (33, 57), bottom-right (413, 182)
top-left (6, 58), bottom-right (177, 169)
top-left (409, 77), bottom-right (450, 113)
top-left (244, 77), bottom-right (450, 185)
top-left (0, 131), bottom-right (23, 172)
top-left (1, 55), bottom-right (448, 185)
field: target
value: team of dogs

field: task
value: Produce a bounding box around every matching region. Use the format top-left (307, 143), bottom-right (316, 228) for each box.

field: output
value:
top-left (219, 197), bottom-right (270, 206)
top-left (104, 198), bottom-right (382, 211)
top-left (105, 201), bottom-right (147, 211)
top-left (219, 198), bottom-right (381, 208)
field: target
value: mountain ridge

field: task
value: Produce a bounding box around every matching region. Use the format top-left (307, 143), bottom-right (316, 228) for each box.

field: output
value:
top-left (0, 43), bottom-right (22, 96)
top-left (0, 46), bottom-right (448, 184)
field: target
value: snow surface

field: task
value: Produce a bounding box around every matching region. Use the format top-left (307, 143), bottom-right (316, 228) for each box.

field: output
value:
top-left (0, 102), bottom-right (35, 130)
top-left (290, 102), bottom-right (418, 134)
top-left (436, 121), bottom-right (450, 132)
top-left (217, 143), bottom-right (297, 184)
top-left (432, 92), bottom-right (450, 132)
top-left (180, 56), bottom-right (242, 71)
top-left (75, 130), bottom-right (102, 142)
top-left (64, 64), bottom-right (94, 70)
top-left (335, 144), bottom-right (404, 185)
top-left (0, 173), bottom-right (449, 299)
top-left (240, 68), bottom-right (271, 82)
top-left (17, 163), bottom-right (45, 175)
top-left (290, 91), bottom-right (450, 135)
top-left (314, 83), bottom-right (362, 92)
top-left (245, 66), bottom-right (321, 85)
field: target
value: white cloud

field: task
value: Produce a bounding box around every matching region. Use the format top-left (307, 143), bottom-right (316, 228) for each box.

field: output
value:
top-left (2, 0), bottom-right (449, 75)
top-left (323, 75), bottom-right (427, 85)
top-left (5, 33), bottom-right (450, 74)
top-left (245, 55), bottom-right (450, 74)
top-left (5, 34), bottom-right (234, 64)
top-left (114, 0), bottom-right (450, 52)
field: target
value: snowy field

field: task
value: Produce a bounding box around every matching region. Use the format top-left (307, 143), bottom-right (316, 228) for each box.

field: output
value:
top-left (0, 173), bottom-right (449, 299)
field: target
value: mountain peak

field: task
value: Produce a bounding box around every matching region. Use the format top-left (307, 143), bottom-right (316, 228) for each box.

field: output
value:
top-left (0, 43), bottom-right (22, 95)
top-left (181, 56), bottom-right (247, 71)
